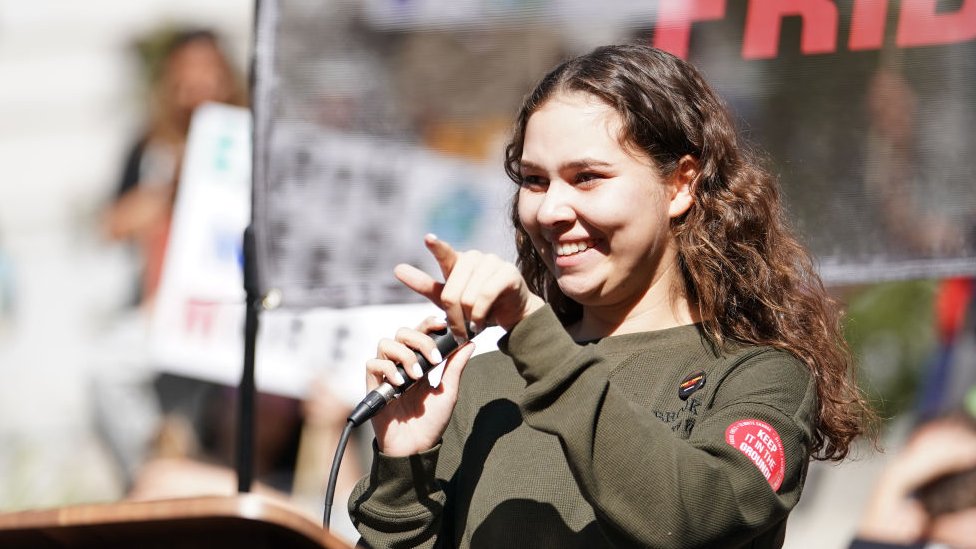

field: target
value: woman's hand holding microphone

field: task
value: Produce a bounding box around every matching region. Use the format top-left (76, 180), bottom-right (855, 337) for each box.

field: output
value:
top-left (365, 234), bottom-right (545, 457)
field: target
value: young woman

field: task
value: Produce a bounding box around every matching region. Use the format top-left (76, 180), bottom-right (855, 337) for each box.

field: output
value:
top-left (348, 44), bottom-right (871, 548)
top-left (105, 29), bottom-right (244, 306)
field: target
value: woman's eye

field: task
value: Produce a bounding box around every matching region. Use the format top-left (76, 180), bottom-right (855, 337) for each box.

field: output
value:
top-left (520, 175), bottom-right (548, 190)
top-left (575, 172), bottom-right (602, 184)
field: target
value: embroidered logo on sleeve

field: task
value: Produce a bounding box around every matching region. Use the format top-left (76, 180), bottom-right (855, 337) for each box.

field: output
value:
top-left (725, 419), bottom-right (785, 491)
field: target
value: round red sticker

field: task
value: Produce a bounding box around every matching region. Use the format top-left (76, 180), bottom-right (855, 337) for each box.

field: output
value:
top-left (725, 419), bottom-right (785, 491)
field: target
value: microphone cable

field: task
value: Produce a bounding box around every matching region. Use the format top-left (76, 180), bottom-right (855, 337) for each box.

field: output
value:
top-left (322, 328), bottom-right (467, 530)
top-left (323, 419), bottom-right (355, 529)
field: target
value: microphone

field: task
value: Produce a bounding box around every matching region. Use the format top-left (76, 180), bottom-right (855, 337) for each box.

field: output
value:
top-left (347, 329), bottom-right (467, 427)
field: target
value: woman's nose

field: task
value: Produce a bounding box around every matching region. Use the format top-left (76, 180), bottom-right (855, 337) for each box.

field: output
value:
top-left (535, 182), bottom-right (577, 228)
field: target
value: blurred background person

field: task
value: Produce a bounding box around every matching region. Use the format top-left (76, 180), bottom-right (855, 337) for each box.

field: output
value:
top-left (94, 26), bottom-right (317, 503)
top-left (93, 27), bottom-right (248, 491)
top-left (93, 29), bottom-right (365, 540)
top-left (0, 0), bottom-right (254, 518)
top-left (103, 27), bottom-right (245, 309)
top-left (851, 413), bottom-right (976, 548)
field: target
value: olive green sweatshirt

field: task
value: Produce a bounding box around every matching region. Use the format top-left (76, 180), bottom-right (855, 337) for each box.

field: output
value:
top-left (349, 305), bottom-right (817, 548)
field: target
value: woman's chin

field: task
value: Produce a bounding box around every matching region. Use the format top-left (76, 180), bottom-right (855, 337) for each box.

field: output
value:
top-left (556, 281), bottom-right (600, 306)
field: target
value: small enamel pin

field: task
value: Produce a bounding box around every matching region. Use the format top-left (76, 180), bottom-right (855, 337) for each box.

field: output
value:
top-left (678, 370), bottom-right (706, 400)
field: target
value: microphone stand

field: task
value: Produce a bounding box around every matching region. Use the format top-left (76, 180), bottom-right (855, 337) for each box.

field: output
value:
top-left (237, 225), bottom-right (260, 493)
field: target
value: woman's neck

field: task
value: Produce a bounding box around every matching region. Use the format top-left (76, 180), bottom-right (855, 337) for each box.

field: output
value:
top-left (570, 293), bottom-right (699, 341)
top-left (568, 256), bottom-right (700, 341)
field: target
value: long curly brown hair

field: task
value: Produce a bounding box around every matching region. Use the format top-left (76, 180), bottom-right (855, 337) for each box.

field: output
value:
top-left (504, 44), bottom-right (872, 461)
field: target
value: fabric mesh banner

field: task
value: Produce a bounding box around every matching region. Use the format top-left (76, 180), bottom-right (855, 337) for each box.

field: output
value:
top-left (252, 0), bottom-right (976, 309)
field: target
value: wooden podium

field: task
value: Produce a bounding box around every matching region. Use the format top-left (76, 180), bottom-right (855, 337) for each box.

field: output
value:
top-left (0, 494), bottom-right (353, 548)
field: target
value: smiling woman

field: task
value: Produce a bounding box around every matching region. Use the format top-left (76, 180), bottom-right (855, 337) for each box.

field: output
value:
top-left (516, 92), bottom-right (695, 340)
top-left (347, 44), bottom-right (874, 548)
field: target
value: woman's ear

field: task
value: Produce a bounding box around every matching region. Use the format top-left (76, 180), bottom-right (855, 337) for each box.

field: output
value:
top-left (667, 155), bottom-right (698, 218)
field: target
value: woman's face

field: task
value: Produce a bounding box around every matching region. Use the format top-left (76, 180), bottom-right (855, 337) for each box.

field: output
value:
top-left (164, 40), bottom-right (233, 117)
top-left (517, 92), bottom-right (690, 312)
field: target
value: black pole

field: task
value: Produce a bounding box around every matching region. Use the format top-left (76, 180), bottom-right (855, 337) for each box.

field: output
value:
top-left (238, 0), bottom-right (265, 494)
top-left (237, 225), bottom-right (260, 492)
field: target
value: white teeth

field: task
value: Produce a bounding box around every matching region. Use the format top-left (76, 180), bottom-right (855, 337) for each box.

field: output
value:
top-left (555, 240), bottom-right (594, 257)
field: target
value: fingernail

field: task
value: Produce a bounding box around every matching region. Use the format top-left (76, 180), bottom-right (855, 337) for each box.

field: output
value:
top-left (412, 362), bottom-right (424, 377)
top-left (468, 320), bottom-right (480, 336)
top-left (429, 315), bottom-right (447, 327)
top-left (453, 333), bottom-right (468, 346)
top-left (394, 372), bottom-right (406, 385)
top-left (430, 348), bottom-right (443, 364)
top-left (426, 233), bottom-right (439, 241)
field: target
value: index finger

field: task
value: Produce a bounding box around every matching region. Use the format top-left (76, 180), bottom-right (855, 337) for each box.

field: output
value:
top-left (394, 263), bottom-right (445, 308)
top-left (425, 233), bottom-right (457, 279)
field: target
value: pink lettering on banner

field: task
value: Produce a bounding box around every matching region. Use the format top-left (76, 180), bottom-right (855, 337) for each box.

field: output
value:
top-left (897, 0), bottom-right (976, 48)
top-left (184, 298), bottom-right (218, 339)
top-left (652, 0), bottom-right (976, 60)
top-left (742, 0), bottom-right (839, 59)
top-left (653, 0), bottom-right (728, 60)
top-left (849, 0), bottom-right (889, 51)
top-left (725, 419), bottom-right (785, 491)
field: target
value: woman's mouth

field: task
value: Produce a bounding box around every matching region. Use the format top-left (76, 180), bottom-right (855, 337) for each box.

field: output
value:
top-left (554, 239), bottom-right (597, 257)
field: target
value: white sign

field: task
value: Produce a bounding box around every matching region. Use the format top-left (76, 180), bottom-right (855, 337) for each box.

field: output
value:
top-left (150, 104), bottom-right (502, 403)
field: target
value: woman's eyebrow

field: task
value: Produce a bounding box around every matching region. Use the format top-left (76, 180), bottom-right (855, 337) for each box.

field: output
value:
top-left (519, 158), bottom-right (614, 172)
top-left (561, 158), bottom-right (613, 170)
top-left (519, 159), bottom-right (545, 173)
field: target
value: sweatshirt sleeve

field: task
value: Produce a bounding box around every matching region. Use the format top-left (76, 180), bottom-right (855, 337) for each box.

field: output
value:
top-left (347, 441), bottom-right (449, 549)
top-left (503, 305), bottom-right (817, 548)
